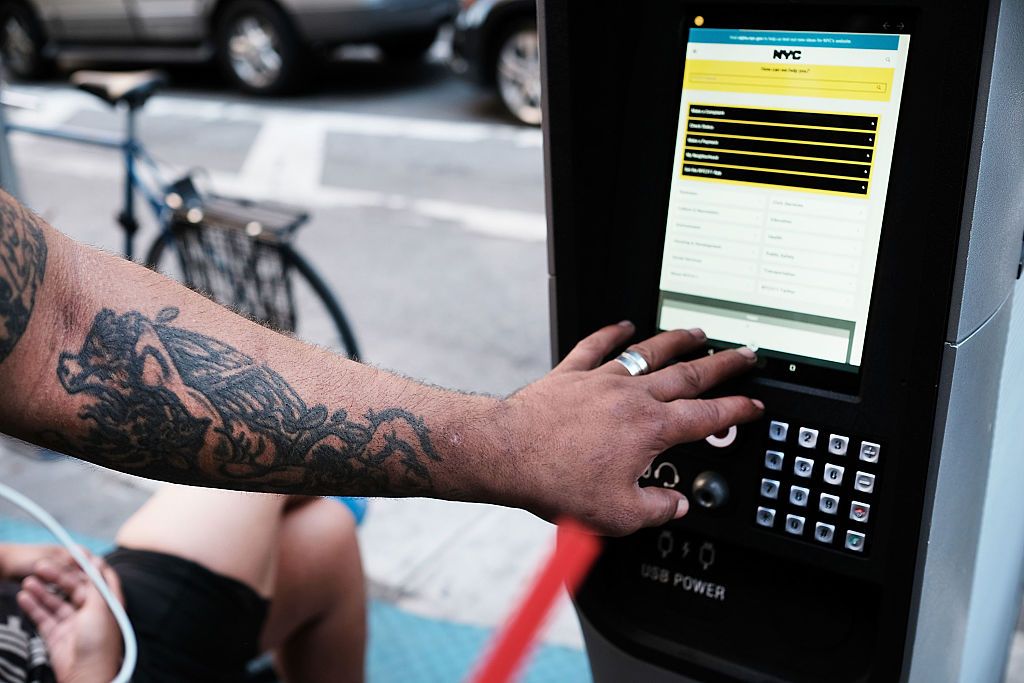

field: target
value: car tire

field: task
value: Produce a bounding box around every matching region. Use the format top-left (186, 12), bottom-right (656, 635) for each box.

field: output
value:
top-left (0, 2), bottom-right (51, 80)
top-left (493, 18), bottom-right (541, 126)
top-left (379, 27), bottom-right (439, 63)
top-left (216, 0), bottom-right (306, 95)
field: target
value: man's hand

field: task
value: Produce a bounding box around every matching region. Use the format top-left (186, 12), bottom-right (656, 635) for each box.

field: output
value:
top-left (499, 322), bottom-right (762, 536)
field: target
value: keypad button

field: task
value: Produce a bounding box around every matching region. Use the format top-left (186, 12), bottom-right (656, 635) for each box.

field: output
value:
top-left (789, 485), bottom-right (809, 507)
top-left (794, 456), bottom-right (814, 478)
top-left (819, 493), bottom-right (840, 515)
top-left (798, 427), bottom-right (819, 448)
top-left (854, 471), bottom-right (876, 494)
top-left (845, 530), bottom-right (866, 552)
top-left (756, 506), bottom-right (776, 528)
top-left (828, 434), bottom-right (849, 456)
top-left (850, 501), bottom-right (870, 523)
top-left (769, 420), bottom-right (789, 442)
top-left (760, 478), bottom-right (780, 500)
top-left (785, 514), bottom-right (805, 536)
top-left (814, 522), bottom-right (835, 544)
top-left (765, 450), bottom-right (785, 471)
top-left (823, 463), bottom-right (845, 486)
top-left (860, 441), bottom-right (881, 463)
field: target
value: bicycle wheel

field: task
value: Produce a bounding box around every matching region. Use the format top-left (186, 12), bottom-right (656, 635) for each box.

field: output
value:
top-left (144, 231), bottom-right (361, 361)
top-left (144, 229), bottom-right (175, 272)
top-left (281, 244), bottom-right (361, 361)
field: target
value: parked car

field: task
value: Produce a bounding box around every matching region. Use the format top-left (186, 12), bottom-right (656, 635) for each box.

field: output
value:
top-left (450, 0), bottom-right (538, 125)
top-left (0, 0), bottom-right (460, 95)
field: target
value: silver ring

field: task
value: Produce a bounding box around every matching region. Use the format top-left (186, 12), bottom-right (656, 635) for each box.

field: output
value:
top-left (614, 349), bottom-right (650, 376)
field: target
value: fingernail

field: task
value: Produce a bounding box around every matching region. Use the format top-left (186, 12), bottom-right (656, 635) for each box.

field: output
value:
top-left (674, 496), bottom-right (690, 519)
top-left (752, 398), bottom-right (765, 410)
top-left (737, 346), bottom-right (757, 360)
top-left (618, 320), bottom-right (634, 328)
top-left (687, 327), bottom-right (706, 340)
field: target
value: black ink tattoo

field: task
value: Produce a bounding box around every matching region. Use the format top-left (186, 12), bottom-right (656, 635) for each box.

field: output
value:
top-left (54, 306), bottom-right (441, 493)
top-left (0, 199), bottom-right (47, 363)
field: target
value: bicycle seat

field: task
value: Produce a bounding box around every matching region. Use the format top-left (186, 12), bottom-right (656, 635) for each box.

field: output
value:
top-left (70, 70), bottom-right (167, 109)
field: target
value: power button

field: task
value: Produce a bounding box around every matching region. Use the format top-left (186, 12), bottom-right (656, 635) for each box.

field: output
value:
top-left (706, 424), bottom-right (738, 448)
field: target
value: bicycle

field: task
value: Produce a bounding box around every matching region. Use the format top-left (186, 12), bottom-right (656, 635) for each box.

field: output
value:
top-left (0, 69), bottom-right (361, 360)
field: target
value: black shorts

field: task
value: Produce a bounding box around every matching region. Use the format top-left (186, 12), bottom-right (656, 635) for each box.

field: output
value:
top-left (105, 547), bottom-right (269, 683)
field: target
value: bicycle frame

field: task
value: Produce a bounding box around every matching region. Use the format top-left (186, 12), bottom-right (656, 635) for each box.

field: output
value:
top-left (3, 105), bottom-right (168, 260)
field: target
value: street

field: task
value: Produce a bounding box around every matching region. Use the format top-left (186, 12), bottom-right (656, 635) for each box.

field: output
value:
top-left (0, 43), bottom-right (588, 676)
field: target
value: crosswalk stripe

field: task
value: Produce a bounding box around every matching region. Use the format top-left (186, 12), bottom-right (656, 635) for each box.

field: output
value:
top-left (12, 137), bottom-right (547, 243)
top-left (6, 85), bottom-right (544, 147)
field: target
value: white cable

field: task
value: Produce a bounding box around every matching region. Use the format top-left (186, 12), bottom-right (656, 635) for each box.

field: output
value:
top-left (0, 481), bottom-right (137, 683)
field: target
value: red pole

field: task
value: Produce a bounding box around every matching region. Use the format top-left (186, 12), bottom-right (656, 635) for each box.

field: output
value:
top-left (469, 518), bottom-right (602, 683)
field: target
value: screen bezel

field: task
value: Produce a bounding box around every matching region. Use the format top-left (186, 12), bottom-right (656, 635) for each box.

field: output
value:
top-left (657, 7), bottom-right (917, 395)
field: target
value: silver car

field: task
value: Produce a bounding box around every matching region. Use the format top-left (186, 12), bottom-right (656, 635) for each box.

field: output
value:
top-left (0, 0), bottom-right (458, 94)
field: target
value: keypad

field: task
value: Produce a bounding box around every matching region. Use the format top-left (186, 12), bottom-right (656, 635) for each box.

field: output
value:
top-left (754, 419), bottom-right (881, 555)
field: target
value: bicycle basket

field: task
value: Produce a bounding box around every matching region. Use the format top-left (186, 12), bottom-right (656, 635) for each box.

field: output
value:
top-left (168, 192), bottom-right (309, 333)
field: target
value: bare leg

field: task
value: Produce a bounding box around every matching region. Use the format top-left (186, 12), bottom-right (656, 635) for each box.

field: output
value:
top-left (260, 498), bottom-right (367, 683)
top-left (114, 484), bottom-right (291, 596)
top-left (115, 486), bottom-right (366, 682)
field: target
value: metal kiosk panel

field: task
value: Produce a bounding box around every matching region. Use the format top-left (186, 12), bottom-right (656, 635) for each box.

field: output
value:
top-left (540, 1), bottom-right (1024, 681)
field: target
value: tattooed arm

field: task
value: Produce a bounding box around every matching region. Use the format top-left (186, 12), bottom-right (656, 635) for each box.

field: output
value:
top-left (0, 191), bottom-right (763, 535)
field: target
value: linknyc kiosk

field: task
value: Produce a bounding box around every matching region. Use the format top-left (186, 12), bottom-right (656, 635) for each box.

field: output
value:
top-left (540, 1), bottom-right (1024, 681)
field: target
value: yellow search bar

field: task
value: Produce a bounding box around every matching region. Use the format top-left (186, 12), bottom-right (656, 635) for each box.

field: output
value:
top-left (690, 73), bottom-right (887, 95)
top-left (684, 60), bottom-right (895, 102)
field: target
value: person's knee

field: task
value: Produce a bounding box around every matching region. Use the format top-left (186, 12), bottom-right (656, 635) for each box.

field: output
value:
top-left (286, 499), bottom-right (360, 567)
top-left (278, 499), bottom-right (363, 616)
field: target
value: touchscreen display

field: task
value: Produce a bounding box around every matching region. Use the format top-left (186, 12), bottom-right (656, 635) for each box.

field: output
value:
top-left (657, 27), bottom-right (911, 373)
